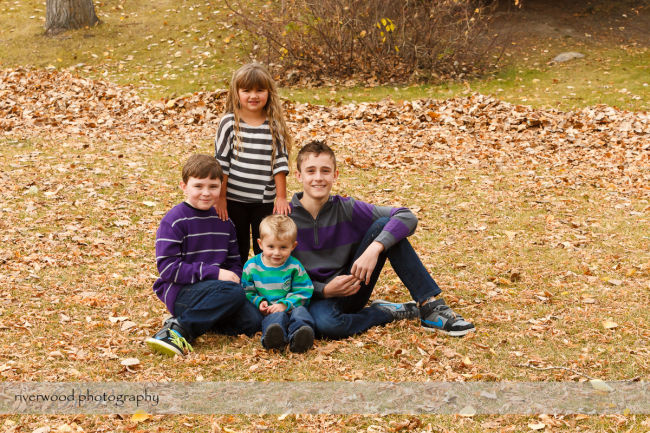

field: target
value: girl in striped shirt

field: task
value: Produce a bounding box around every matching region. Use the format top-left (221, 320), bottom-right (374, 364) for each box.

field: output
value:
top-left (215, 63), bottom-right (293, 265)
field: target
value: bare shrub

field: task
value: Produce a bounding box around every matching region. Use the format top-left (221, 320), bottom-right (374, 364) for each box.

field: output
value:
top-left (225, 0), bottom-right (500, 84)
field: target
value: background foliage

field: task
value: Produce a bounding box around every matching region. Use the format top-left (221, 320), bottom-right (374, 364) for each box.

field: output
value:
top-left (226, 0), bottom-right (499, 84)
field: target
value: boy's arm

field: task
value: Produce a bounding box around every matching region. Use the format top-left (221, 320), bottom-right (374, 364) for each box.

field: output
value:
top-left (223, 221), bottom-right (243, 277)
top-left (156, 221), bottom-right (221, 285)
top-left (348, 199), bottom-right (418, 285)
top-left (241, 266), bottom-right (264, 307)
top-left (277, 263), bottom-right (314, 310)
top-left (349, 198), bottom-right (417, 250)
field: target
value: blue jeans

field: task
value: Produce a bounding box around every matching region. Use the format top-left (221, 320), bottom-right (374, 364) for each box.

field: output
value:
top-left (174, 279), bottom-right (263, 340)
top-left (261, 306), bottom-right (315, 346)
top-left (309, 217), bottom-right (442, 339)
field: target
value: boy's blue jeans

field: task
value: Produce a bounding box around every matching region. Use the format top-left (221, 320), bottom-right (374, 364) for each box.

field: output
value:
top-left (261, 306), bottom-right (315, 346)
top-left (174, 279), bottom-right (263, 341)
top-left (308, 217), bottom-right (442, 339)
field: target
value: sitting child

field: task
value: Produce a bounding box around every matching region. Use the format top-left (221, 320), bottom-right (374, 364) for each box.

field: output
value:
top-left (241, 215), bottom-right (315, 353)
top-left (146, 154), bottom-right (262, 356)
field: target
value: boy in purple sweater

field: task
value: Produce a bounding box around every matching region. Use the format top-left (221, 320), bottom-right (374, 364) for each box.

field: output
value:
top-left (146, 154), bottom-right (262, 356)
top-left (289, 141), bottom-right (475, 339)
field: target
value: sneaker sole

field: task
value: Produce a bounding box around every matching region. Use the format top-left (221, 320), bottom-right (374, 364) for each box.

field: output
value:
top-left (263, 324), bottom-right (286, 350)
top-left (421, 325), bottom-right (476, 337)
top-left (145, 337), bottom-right (184, 357)
top-left (370, 300), bottom-right (420, 320)
top-left (289, 326), bottom-right (314, 353)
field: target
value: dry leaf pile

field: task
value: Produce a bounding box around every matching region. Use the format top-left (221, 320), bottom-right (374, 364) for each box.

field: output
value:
top-left (2, 68), bottom-right (648, 200)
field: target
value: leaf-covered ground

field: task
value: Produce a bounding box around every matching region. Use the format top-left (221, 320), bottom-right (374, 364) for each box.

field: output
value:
top-left (0, 69), bottom-right (648, 431)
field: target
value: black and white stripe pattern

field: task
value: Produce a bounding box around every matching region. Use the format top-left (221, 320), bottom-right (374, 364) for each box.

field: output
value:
top-left (215, 113), bottom-right (289, 203)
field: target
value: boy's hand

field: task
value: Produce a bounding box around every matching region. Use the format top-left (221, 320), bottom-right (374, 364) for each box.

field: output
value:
top-left (273, 197), bottom-right (291, 215)
top-left (323, 275), bottom-right (361, 298)
top-left (266, 303), bottom-right (288, 313)
top-left (350, 241), bottom-right (384, 285)
top-left (218, 268), bottom-right (240, 283)
top-left (215, 196), bottom-right (228, 220)
top-left (259, 300), bottom-right (269, 315)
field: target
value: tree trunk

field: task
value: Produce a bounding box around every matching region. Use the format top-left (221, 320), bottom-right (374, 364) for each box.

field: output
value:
top-left (45, 0), bottom-right (100, 35)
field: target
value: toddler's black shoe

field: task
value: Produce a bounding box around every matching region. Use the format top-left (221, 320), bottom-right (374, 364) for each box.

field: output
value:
top-left (263, 323), bottom-right (287, 350)
top-left (289, 326), bottom-right (314, 353)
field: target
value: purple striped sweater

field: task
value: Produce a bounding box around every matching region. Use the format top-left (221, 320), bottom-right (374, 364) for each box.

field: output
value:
top-left (289, 193), bottom-right (417, 298)
top-left (153, 202), bottom-right (242, 314)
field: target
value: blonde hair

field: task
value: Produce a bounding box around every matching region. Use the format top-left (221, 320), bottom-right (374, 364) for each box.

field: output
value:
top-left (225, 63), bottom-right (293, 168)
top-left (259, 215), bottom-right (297, 243)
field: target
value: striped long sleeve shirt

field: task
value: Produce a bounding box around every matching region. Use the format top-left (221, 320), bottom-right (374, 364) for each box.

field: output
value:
top-left (241, 254), bottom-right (313, 311)
top-left (289, 193), bottom-right (418, 298)
top-left (214, 113), bottom-right (289, 203)
top-left (153, 202), bottom-right (242, 315)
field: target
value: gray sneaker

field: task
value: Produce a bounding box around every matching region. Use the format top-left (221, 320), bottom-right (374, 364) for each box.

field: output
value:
top-left (371, 299), bottom-right (420, 321)
top-left (420, 298), bottom-right (475, 337)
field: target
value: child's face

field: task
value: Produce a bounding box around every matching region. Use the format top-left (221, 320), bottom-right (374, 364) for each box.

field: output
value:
top-left (257, 235), bottom-right (297, 267)
top-left (180, 176), bottom-right (221, 211)
top-left (296, 153), bottom-right (338, 202)
top-left (237, 86), bottom-right (268, 115)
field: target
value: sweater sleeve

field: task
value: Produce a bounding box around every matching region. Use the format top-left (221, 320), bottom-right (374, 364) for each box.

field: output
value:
top-left (241, 263), bottom-right (264, 308)
top-left (272, 141), bottom-right (289, 176)
top-left (352, 198), bottom-right (418, 250)
top-left (222, 219), bottom-right (243, 277)
top-left (155, 220), bottom-right (221, 285)
top-left (215, 115), bottom-right (233, 175)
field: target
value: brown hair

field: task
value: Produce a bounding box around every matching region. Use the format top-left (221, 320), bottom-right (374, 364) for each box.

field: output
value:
top-left (181, 154), bottom-right (223, 183)
top-left (296, 140), bottom-right (337, 172)
top-left (225, 63), bottom-right (293, 167)
top-left (258, 214), bottom-right (298, 243)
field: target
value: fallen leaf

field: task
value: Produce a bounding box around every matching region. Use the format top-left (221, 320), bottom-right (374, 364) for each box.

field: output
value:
top-left (528, 422), bottom-right (545, 430)
top-left (459, 405), bottom-right (476, 417)
top-left (121, 320), bottom-right (138, 331)
top-left (131, 410), bottom-right (151, 422)
top-left (602, 320), bottom-right (618, 329)
top-left (590, 379), bottom-right (614, 392)
top-left (120, 357), bottom-right (140, 367)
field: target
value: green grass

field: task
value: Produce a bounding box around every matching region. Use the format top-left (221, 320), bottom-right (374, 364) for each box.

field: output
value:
top-left (1, 0), bottom-right (648, 110)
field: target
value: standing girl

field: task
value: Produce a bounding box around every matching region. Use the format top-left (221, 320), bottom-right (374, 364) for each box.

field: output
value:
top-left (215, 63), bottom-right (293, 266)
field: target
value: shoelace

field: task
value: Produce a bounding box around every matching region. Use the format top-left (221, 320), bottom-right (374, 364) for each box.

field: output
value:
top-left (392, 304), bottom-right (419, 320)
top-left (434, 304), bottom-right (461, 321)
top-left (170, 330), bottom-right (194, 353)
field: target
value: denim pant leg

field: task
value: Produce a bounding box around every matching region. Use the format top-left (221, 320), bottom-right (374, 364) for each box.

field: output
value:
top-left (286, 306), bottom-right (315, 340)
top-left (346, 217), bottom-right (442, 307)
top-left (309, 298), bottom-right (392, 339)
top-left (339, 217), bottom-right (392, 313)
top-left (310, 217), bottom-right (443, 339)
top-left (214, 300), bottom-right (263, 337)
top-left (261, 311), bottom-right (290, 345)
top-left (174, 279), bottom-right (247, 340)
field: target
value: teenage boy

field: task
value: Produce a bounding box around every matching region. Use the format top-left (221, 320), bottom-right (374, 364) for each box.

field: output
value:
top-left (289, 140), bottom-right (475, 339)
top-left (146, 154), bottom-right (262, 356)
top-left (241, 214), bottom-right (315, 353)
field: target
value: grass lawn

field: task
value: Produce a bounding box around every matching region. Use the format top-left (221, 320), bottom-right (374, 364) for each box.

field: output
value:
top-left (0, 0), bottom-right (648, 432)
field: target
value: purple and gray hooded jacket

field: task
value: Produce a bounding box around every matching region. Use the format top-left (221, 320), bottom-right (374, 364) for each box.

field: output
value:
top-left (289, 193), bottom-right (417, 299)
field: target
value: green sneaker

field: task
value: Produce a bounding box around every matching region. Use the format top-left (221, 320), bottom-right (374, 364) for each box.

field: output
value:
top-left (145, 320), bottom-right (193, 356)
